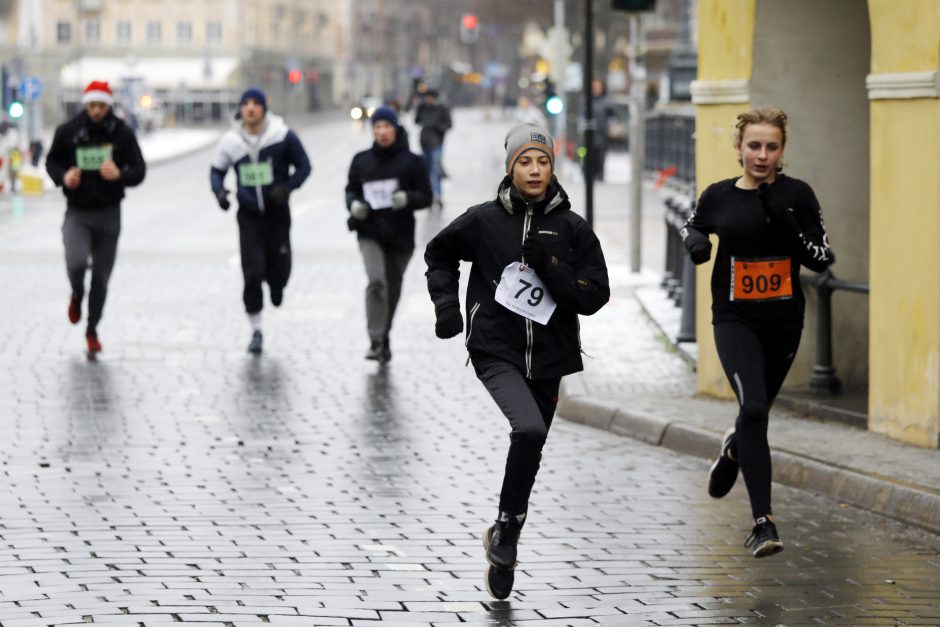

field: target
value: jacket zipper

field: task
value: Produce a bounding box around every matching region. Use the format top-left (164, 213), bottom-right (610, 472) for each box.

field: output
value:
top-left (523, 204), bottom-right (534, 378)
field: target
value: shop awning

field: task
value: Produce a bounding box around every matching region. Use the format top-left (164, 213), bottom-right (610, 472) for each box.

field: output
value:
top-left (60, 56), bottom-right (240, 90)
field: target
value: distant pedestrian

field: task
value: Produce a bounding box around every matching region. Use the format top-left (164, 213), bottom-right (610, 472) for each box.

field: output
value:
top-left (414, 89), bottom-right (451, 209)
top-left (209, 87), bottom-right (311, 355)
top-left (512, 95), bottom-right (548, 128)
top-left (425, 124), bottom-right (609, 599)
top-left (681, 107), bottom-right (835, 557)
top-left (346, 106), bottom-right (432, 362)
top-left (583, 79), bottom-right (612, 182)
top-left (45, 80), bottom-right (146, 356)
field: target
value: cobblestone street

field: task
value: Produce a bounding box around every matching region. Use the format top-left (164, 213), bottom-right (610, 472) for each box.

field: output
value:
top-left (1, 111), bottom-right (938, 625)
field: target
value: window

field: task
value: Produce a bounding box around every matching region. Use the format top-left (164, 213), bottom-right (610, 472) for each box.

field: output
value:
top-left (177, 21), bottom-right (192, 45)
top-left (116, 21), bottom-right (131, 45)
top-left (56, 21), bottom-right (72, 44)
top-left (147, 21), bottom-right (161, 45)
top-left (84, 19), bottom-right (100, 45)
top-left (206, 21), bottom-right (221, 46)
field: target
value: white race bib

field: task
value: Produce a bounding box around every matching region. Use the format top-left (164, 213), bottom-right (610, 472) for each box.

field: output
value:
top-left (494, 262), bottom-right (557, 325)
top-left (363, 178), bottom-right (399, 210)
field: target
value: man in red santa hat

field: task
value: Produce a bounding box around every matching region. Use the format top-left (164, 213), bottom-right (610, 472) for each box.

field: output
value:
top-left (45, 80), bottom-right (146, 356)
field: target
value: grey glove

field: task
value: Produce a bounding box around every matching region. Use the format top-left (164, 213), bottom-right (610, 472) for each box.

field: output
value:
top-left (350, 199), bottom-right (371, 221)
top-left (392, 190), bottom-right (408, 210)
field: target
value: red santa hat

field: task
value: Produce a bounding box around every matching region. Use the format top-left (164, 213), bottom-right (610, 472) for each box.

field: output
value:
top-left (82, 80), bottom-right (114, 106)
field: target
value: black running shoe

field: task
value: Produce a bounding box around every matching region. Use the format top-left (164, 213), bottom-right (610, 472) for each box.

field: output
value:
top-left (247, 330), bottom-right (263, 355)
top-left (708, 427), bottom-right (739, 498)
top-left (745, 516), bottom-right (784, 558)
top-left (484, 563), bottom-right (514, 600)
top-left (365, 341), bottom-right (383, 361)
top-left (483, 514), bottom-right (523, 570)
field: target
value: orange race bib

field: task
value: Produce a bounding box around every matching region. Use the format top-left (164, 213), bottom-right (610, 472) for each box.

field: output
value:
top-left (730, 257), bottom-right (793, 301)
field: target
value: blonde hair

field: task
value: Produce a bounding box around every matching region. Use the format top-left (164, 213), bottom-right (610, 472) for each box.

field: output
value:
top-left (734, 106), bottom-right (788, 170)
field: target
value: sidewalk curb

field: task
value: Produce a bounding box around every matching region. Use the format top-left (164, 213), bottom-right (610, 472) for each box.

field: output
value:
top-left (146, 132), bottom-right (222, 167)
top-left (558, 390), bottom-right (940, 535)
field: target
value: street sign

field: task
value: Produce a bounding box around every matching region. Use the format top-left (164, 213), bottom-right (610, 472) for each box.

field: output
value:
top-left (19, 75), bottom-right (42, 102)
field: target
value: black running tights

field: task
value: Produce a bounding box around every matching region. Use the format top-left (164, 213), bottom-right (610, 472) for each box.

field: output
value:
top-left (713, 322), bottom-right (801, 519)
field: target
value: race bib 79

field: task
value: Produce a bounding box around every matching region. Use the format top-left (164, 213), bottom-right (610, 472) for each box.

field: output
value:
top-left (494, 262), bottom-right (557, 325)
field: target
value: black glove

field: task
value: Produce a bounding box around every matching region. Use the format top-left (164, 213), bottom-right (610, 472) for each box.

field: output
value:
top-left (757, 183), bottom-right (794, 222)
top-left (215, 188), bottom-right (230, 211)
top-left (266, 184), bottom-right (291, 208)
top-left (688, 238), bottom-right (712, 265)
top-left (434, 303), bottom-right (463, 339)
top-left (521, 230), bottom-right (556, 272)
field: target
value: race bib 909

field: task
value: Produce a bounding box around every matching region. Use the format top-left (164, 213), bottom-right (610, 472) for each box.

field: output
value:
top-left (494, 262), bottom-right (557, 325)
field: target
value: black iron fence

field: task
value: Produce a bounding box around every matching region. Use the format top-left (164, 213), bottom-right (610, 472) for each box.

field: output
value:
top-left (645, 110), bottom-right (695, 189)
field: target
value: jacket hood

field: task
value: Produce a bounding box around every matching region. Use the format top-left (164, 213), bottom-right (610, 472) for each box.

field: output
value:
top-left (497, 175), bottom-right (569, 215)
top-left (232, 112), bottom-right (288, 143)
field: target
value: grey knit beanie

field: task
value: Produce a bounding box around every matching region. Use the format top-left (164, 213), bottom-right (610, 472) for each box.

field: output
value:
top-left (504, 123), bottom-right (555, 173)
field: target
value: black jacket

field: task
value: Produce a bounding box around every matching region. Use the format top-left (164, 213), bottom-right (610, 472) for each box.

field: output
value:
top-left (414, 101), bottom-right (452, 151)
top-left (46, 110), bottom-right (146, 210)
top-left (345, 129), bottom-right (432, 252)
top-left (425, 177), bottom-right (610, 379)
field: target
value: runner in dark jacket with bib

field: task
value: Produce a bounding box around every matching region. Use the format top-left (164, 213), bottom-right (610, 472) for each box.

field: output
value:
top-left (346, 106), bottom-right (431, 362)
top-left (46, 80), bottom-right (146, 356)
top-left (425, 124), bottom-right (609, 599)
top-left (209, 87), bottom-right (311, 354)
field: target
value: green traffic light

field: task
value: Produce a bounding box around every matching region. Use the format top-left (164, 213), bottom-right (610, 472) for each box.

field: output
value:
top-left (546, 96), bottom-right (564, 115)
top-left (8, 101), bottom-right (24, 119)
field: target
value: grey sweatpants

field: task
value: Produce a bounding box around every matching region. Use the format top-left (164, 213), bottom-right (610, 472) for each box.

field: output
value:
top-left (62, 206), bottom-right (121, 332)
top-left (358, 238), bottom-right (412, 344)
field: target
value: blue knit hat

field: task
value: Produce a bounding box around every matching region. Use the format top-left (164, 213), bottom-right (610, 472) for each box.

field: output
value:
top-left (371, 106), bottom-right (398, 126)
top-left (239, 87), bottom-right (267, 112)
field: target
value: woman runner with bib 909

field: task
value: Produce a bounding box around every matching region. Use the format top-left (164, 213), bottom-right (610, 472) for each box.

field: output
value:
top-left (681, 107), bottom-right (834, 558)
top-left (425, 124), bottom-right (609, 599)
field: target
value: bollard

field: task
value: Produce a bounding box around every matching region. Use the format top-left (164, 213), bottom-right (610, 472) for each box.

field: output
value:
top-left (808, 272), bottom-right (843, 394)
top-left (676, 251), bottom-right (696, 342)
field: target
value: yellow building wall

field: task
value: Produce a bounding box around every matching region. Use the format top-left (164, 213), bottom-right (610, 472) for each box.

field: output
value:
top-left (867, 0), bottom-right (940, 447)
top-left (693, 0), bottom-right (755, 397)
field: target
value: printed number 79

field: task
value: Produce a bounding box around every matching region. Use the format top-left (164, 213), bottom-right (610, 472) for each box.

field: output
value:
top-left (515, 279), bottom-right (544, 307)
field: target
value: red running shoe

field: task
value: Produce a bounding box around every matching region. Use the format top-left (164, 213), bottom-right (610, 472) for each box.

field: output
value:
top-left (68, 296), bottom-right (81, 324)
top-left (85, 332), bottom-right (102, 354)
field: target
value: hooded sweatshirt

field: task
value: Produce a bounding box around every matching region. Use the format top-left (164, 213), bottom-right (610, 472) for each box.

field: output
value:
top-left (210, 113), bottom-right (311, 212)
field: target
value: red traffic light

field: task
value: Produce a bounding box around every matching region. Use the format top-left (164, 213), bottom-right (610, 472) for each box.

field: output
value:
top-left (288, 69), bottom-right (302, 84)
top-left (462, 13), bottom-right (478, 30)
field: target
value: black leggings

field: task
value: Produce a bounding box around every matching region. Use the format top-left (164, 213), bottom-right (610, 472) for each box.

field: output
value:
top-left (473, 355), bottom-right (560, 516)
top-left (713, 322), bottom-right (801, 519)
top-left (62, 206), bottom-right (121, 333)
top-left (237, 208), bottom-right (292, 314)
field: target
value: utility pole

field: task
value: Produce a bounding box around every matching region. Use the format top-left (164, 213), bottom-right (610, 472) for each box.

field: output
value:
top-left (583, 0), bottom-right (595, 228)
top-left (629, 13), bottom-right (646, 272)
top-left (551, 0), bottom-right (567, 166)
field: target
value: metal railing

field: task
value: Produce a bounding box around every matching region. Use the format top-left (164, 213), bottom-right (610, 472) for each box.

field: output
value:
top-left (647, 109), bottom-right (697, 342)
top-left (646, 110), bottom-right (695, 189)
top-left (800, 271), bottom-right (869, 394)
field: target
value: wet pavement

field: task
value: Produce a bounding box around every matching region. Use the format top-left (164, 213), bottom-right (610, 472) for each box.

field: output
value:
top-left (0, 110), bottom-right (938, 625)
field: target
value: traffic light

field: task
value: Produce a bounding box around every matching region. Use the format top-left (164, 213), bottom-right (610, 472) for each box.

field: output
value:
top-left (287, 69), bottom-right (302, 85)
top-left (543, 80), bottom-right (563, 115)
top-left (460, 13), bottom-right (479, 43)
top-left (7, 86), bottom-right (23, 120)
top-left (611, 0), bottom-right (656, 11)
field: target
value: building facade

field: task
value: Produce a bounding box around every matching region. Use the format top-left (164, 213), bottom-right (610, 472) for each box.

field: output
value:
top-left (691, 0), bottom-right (940, 448)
